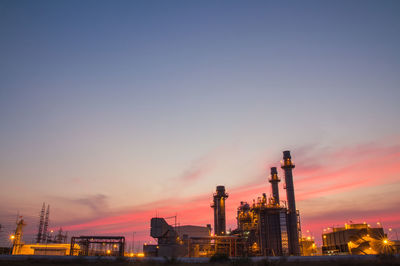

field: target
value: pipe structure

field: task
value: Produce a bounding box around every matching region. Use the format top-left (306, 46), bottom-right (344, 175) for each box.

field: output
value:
top-left (281, 150), bottom-right (300, 256)
top-left (269, 167), bottom-right (280, 204)
top-left (211, 186), bottom-right (229, 236)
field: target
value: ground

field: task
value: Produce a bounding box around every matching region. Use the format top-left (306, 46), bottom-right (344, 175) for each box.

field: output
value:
top-left (0, 255), bottom-right (400, 266)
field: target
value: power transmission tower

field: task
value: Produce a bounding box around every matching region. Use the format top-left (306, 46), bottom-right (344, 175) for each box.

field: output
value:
top-left (36, 203), bottom-right (45, 243)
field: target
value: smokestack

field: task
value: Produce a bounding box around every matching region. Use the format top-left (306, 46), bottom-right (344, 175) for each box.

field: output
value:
top-left (269, 167), bottom-right (280, 204)
top-left (281, 150), bottom-right (300, 256)
top-left (211, 185), bottom-right (229, 236)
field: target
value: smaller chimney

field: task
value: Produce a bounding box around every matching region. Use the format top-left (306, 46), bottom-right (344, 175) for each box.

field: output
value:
top-left (269, 167), bottom-right (280, 204)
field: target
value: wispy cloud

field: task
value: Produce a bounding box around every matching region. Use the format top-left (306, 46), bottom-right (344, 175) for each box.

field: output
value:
top-left (179, 156), bottom-right (214, 182)
top-left (73, 194), bottom-right (109, 214)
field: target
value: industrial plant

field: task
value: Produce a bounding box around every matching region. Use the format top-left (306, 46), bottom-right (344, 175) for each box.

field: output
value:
top-left (3, 150), bottom-right (399, 258)
top-left (143, 151), bottom-right (301, 257)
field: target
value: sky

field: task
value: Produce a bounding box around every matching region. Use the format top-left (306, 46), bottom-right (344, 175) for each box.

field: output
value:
top-left (0, 0), bottom-right (400, 249)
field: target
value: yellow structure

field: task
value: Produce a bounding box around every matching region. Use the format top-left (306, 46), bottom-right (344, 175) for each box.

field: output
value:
top-left (300, 237), bottom-right (317, 256)
top-left (12, 243), bottom-right (80, 256)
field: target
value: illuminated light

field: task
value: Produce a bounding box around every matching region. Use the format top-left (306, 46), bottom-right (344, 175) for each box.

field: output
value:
top-left (137, 253), bottom-right (145, 257)
top-left (383, 239), bottom-right (388, 244)
top-left (307, 236), bottom-right (311, 240)
top-left (106, 250), bottom-right (111, 254)
top-left (113, 244), bottom-right (117, 248)
top-left (10, 235), bottom-right (15, 240)
top-left (363, 221), bottom-right (366, 224)
top-left (389, 228), bottom-right (392, 232)
top-left (323, 235), bottom-right (327, 239)
top-left (312, 243), bottom-right (316, 248)
top-left (130, 253), bottom-right (134, 257)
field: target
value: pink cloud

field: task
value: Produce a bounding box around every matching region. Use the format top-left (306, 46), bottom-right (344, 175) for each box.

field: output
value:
top-left (60, 140), bottom-right (400, 246)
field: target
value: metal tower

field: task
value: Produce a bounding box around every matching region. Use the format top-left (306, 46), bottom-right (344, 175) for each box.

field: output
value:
top-left (36, 203), bottom-right (45, 243)
top-left (43, 205), bottom-right (50, 243)
top-left (211, 186), bottom-right (229, 236)
top-left (12, 218), bottom-right (26, 255)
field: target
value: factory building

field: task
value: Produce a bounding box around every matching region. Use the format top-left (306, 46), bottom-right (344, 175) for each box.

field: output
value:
top-left (322, 223), bottom-right (395, 255)
top-left (144, 217), bottom-right (211, 257)
top-left (231, 151), bottom-right (301, 256)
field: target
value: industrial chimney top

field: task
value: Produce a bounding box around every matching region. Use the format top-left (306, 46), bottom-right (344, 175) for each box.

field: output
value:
top-left (216, 186), bottom-right (225, 193)
top-left (270, 167), bottom-right (278, 175)
top-left (269, 167), bottom-right (280, 182)
top-left (283, 150), bottom-right (291, 159)
top-left (282, 151), bottom-right (295, 168)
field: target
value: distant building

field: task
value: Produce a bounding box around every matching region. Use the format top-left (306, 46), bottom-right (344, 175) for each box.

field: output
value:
top-left (322, 223), bottom-right (394, 255)
top-left (13, 243), bottom-right (78, 256)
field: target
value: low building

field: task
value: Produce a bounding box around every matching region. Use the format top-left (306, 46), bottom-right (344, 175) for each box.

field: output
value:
top-left (13, 243), bottom-right (80, 256)
top-left (322, 223), bottom-right (393, 255)
top-left (146, 217), bottom-right (211, 257)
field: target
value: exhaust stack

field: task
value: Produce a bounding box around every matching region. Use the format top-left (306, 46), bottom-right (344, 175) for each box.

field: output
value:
top-left (281, 150), bottom-right (300, 256)
top-left (211, 186), bottom-right (229, 236)
top-left (269, 167), bottom-right (280, 204)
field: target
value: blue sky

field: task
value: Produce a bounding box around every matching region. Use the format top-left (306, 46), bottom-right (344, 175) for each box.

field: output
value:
top-left (0, 0), bottom-right (399, 246)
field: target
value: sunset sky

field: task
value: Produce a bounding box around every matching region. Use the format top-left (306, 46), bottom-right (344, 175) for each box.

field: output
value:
top-left (1, 0), bottom-right (400, 248)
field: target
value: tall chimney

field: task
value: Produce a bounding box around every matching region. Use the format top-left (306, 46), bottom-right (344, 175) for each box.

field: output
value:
top-left (269, 167), bottom-right (280, 204)
top-left (211, 186), bottom-right (229, 236)
top-left (281, 150), bottom-right (300, 256)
